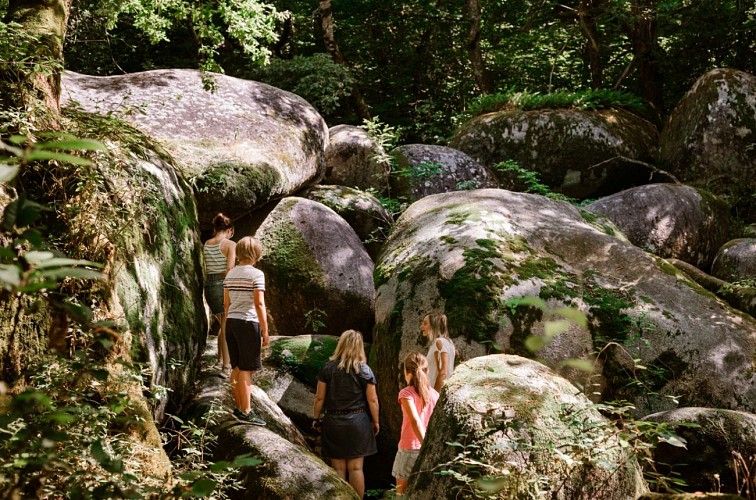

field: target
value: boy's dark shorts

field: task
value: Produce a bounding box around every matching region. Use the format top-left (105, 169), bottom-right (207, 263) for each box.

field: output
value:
top-left (225, 318), bottom-right (262, 371)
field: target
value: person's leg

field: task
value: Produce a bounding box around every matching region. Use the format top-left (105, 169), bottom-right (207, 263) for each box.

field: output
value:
top-left (396, 477), bottom-right (408, 496)
top-left (216, 313), bottom-right (230, 369)
top-left (346, 457), bottom-right (365, 498)
top-left (238, 369), bottom-right (252, 413)
top-left (230, 367), bottom-right (241, 409)
top-left (331, 458), bottom-right (347, 481)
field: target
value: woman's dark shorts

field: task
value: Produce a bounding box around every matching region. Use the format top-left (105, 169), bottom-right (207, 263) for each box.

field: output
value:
top-left (225, 318), bottom-right (262, 371)
top-left (204, 273), bottom-right (225, 315)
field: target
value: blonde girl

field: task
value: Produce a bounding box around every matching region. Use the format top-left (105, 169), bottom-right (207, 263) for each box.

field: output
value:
top-left (392, 352), bottom-right (439, 495)
top-left (420, 313), bottom-right (456, 391)
top-left (223, 236), bottom-right (268, 426)
top-left (314, 330), bottom-right (380, 498)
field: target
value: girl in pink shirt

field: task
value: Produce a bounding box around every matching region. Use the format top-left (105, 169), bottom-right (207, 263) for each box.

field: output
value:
top-left (392, 352), bottom-right (439, 496)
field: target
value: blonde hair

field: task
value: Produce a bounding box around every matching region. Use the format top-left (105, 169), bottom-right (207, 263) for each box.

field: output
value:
top-left (425, 313), bottom-right (449, 342)
top-left (330, 329), bottom-right (366, 375)
top-left (404, 352), bottom-right (432, 409)
top-left (236, 236), bottom-right (263, 264)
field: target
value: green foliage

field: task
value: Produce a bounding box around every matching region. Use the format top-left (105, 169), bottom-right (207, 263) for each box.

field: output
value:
top-left (440, 298), bottom-right (689, 496)
top-left (303, 306), bottom-right (327, 334)
top-left (250, 53), bottom-right (355, 114)
top-left (163, 406), bottom-right (262, 498)
top-left (435, 401), bottom-right (689, 498)
top-left (0, 135), bottom-right (105, 294)
top-left (0, 20), bottom-right (64, 130)
top-left (464, 88), bottom-right (647, 119)
top-left (360, 117), bottom-right (407, 217)
top-left (0, 133), bottom-right (254, 497)
top-left (0, 348), bottom-right (153, 497)
top-left (492, 160), bottom-right (576, 203)
top-left (67, 0), bottom-right (285, 75)
top-left (392, 161), bottom-right (443, 181)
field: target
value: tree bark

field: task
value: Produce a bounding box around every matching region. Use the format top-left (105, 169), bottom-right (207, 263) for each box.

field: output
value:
top-left (578, 0), bottom-right (604, 89)
top-left (623, 0), bottom-right (664, 113)
top-left (2, 0), bottom-right (72, 123)
top-left (318, 0), bottom-right (371, 120)
top-left (465, 0), bottom-right (493, 94)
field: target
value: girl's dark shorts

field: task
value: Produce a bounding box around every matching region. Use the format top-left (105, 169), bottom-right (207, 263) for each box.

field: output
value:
top-left (225, 318), bottom-right (262, 371)
top-left (204, 274), bottom-right (225, 315)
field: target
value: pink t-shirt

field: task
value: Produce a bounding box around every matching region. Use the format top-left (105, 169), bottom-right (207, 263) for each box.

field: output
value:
top-left (398, 385), bottom-right (439, 450)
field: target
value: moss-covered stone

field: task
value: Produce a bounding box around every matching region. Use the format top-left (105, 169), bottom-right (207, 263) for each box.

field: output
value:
top-left (407, 355), bottom-right (648, 499)
top-left (256, 197), bottom-right (375, 338)
top-left (659, 68), bottom-right (756, 223)
top-left (449, 108), bottom-right (659, 200)
top-left (267, 335), bottom-right (339, 387)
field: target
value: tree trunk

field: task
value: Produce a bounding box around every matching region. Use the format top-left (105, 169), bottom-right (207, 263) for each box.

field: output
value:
top-left (578, 0), bottom-right (604, 89)
top-left (624, 0), bottom-right (664, 113)
top-left (2, 0), bottom-right (72, 124)
top-left (465, 0), bottom-right (493, 94)
top-left (318, 0), bottom-right (371, 120)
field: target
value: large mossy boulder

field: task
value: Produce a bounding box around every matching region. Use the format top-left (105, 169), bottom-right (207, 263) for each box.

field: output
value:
top-left (373, 189), bottom-right (756, 438)
top-left (643, 407), bottom-right (756, 494)
top-left (324, 124), bottom-right (388, 192)
top-left (1, 111), bottom-right (207, 482)
top-left (300, 185), bottom-right (393, 260)
top-left (659, 68), bottom-right (756, 222)
top-left (389, 144), bottom-right (497, 202)
top-left (61, 69), bottom-right (328, 229)
top-left (449, 108), bottom-right (659, 199)
top-left (712, 239), bottom-right (756, 282)
top-left (255, 197), bottom-right (375, 338)
top-left (406, 355), bottom-right (648, 499)
top-left (586, 184), bottom-right (730, 269)
top-left (0, 111), bottom-right (206, 421)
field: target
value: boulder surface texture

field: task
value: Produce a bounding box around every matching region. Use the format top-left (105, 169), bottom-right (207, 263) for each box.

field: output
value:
top-left (449, 108), bottom-right (658, 199)
top-left (644, 407), bottom-right (756, 494)
top-left (373, 188), bottom-right (756, 438)
top-left (255, 197), bottom-right (375, 338)
top-left (659, 68), bottom-right (756, 222)
top-left (61, 69), bottom-right (328, 228)
top-left (586, 183), bottom-right (730, 269)
top-left (406, 355), bottom-right (648, 499)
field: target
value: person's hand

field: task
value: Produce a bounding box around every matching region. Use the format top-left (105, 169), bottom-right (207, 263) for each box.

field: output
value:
top-left (372, 421), bottom-right (380, 436)
top-left (262, 334), bottom-right (269, 347)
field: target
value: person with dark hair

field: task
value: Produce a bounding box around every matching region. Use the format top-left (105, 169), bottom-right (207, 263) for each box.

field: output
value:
top-left (392, 352), bottom-right (439, 495)
top-left (223, 236), bottom-right (268, 425)
top-left (421, 313), bottom-right (456, 391)
top-left (204, 213), bottom-right (235, 370)
top-left (313, 330), bottom-right (379, 498)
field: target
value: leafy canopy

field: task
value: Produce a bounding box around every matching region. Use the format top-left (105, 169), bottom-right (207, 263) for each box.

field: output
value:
top-left (73, 0), bottom-right (286, 73)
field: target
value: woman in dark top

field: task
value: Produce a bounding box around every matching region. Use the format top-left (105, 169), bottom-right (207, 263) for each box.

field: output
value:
top-left (313, 330), bottom-right (379, 498)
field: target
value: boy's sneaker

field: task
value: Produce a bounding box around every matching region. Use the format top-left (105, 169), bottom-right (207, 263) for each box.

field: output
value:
top-left (234, 408), bottom-right (266, 426)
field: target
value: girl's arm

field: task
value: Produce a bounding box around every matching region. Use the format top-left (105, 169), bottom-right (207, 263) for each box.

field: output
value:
top-left (366, 383), bottom-right (380, 436)
top-left (434, 339), bottom-right (450, 392)
top-left (400, 397), bottom-right (425, 442)
top-left (223, 288), bottom-right (230, 317)
top-left (254, 290), bottom-right (269, 346)
top-left (313, 381), bottom-right (326, 420)
top-left (222, 240), bottom-right (236, 272)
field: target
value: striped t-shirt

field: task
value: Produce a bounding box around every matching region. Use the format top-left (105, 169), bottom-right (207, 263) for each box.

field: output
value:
top-left (204, 242), bottom-right (227, 275)
top-left (224, 265), bottom-right (266, 321)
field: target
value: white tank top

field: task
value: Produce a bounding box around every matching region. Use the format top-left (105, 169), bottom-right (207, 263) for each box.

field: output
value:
top-left (427, 337), bottom-right (455, 388)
